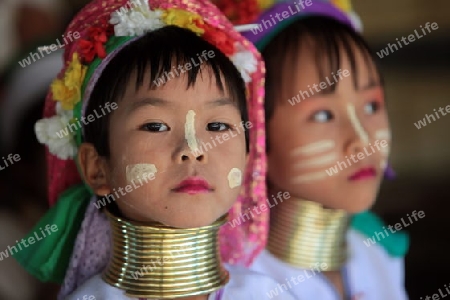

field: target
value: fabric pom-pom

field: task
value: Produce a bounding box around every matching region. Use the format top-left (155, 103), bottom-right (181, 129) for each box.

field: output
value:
top-left (35, 103), bottom-right (77, 160)
top-left (230, 47), bottom-right (257, 83)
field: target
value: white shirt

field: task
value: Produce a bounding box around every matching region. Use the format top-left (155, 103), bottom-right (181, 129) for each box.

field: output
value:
top-left (250, 229), bottom-right (408, 300)
top-left (65, 264), bottom-right (297, 300)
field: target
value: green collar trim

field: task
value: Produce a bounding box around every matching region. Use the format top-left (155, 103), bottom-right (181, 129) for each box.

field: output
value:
top-left (351, 211), bottom-right (409, 257)
top-left (12, 184), bottom-right (91, 283)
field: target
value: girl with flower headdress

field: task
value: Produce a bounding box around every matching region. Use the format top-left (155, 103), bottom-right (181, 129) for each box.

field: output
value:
top-left (237, 0), bottom-right (409, 298)
top-left (12, 0), bottom-right (297, 299)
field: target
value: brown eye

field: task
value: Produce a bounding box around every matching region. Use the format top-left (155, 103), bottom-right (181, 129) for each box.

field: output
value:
top-left (207, 122), bottom-right (230, 131)
top-left (311, 110), bottom-right (334, 123)
top-left (364, 101), bottom-right (380, 115)
top-left (140, 123), bottom-right (170, 132)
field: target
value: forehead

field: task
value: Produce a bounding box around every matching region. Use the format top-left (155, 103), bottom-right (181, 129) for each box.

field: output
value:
top-left (284, 35), bottom-right (378, 91)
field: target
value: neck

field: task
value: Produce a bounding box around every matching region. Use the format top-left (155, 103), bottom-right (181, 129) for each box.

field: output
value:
top-left (103, 207), bottom-right (229, 299)
top-left (267, 193), bottom-right (350, 271)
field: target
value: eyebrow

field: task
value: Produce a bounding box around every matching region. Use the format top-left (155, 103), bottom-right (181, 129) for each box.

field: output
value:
top-left (205, 98), bottom-right (237, 108)
top-left (127, 97), bottom-right (237, 114)
top-left (127, 97), bottom-right (170, 114)
top-left (359, 79), bottom-right (381, 91)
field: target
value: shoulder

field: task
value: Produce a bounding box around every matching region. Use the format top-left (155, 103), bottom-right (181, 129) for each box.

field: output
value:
top-left (221, 264), bottom-right (297, 299)
top-left (350, 211), bottom-right (409, 258)
top-left (64, 274), bottom-right (138, 300)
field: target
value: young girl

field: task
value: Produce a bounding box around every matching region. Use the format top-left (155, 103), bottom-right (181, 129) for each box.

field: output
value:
top-left (240, 0), bottom-right (409, 299)
top-left (13, 0), bottom-right (294, 299)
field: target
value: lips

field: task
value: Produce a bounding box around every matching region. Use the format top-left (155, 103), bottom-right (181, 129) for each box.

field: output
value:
top-left (349, 167), bottom-right (377, 181)
top-left (173, 177), bottom-right (212, 195)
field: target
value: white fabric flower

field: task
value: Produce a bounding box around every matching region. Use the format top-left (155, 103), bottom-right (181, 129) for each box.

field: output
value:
top-left (349, 12), bottom-right (363, 32)
top-left (35, 103), bottom-right (77, 160)
top-left (230, 46), bottom-right (257, 83)
top-left (110, 1), bottom-right (164, 37)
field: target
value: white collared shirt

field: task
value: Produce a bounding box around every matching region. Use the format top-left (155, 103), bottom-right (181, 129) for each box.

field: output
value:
top-left (250, 229), bottom-right (408, 300)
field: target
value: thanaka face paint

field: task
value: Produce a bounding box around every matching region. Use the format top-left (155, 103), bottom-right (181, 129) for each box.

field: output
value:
top-left (227, 168), bottom-right (242, 189)
top-left (347, 103), bottom-right (369, 145)
top-left (126, 164), bottom-right (157, 184)
top-left (291, 140), bottom-right (335, 156)
top-left (295, 152), bottom-right (338, 169)
top-left (185, 110), bottom-right (199, 153)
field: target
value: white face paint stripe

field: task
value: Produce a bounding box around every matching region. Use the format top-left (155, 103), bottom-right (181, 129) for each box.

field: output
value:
top-left (126, 164), bottom-right (158, 183)
top-left (185, 110), bottom-right (199, 152)
top-left (291, 140), bottom-right (335, 156)
top-left (295, 152), bottom-right (338, 169)
top-left (375, 129), bottom-right (391, 140)
top-left (291, 171), bottom-right (328, 184)
top-left (380, 159), bottom-right (387, 170)
top-left (347, 103), bottom-right (369, 145)
top-left (380, 144), bottom-right (390, 155)
top-left (228, 168), bottom-right (242, 189)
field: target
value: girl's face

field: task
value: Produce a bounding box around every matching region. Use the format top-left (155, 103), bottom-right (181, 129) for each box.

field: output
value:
top-left (100, 69), bottom-right (247, 228)
top-left (267, 42), bottom-right (390, 213)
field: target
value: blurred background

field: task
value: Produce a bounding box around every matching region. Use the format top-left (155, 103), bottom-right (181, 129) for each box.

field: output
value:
top-left (0, 0), bottom-right (448, 299)
top-left (353, 0), bottom-right (450, 298)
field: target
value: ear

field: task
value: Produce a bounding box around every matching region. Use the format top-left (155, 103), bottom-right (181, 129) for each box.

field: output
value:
top-left (78, 143), bottom-right (111, 196)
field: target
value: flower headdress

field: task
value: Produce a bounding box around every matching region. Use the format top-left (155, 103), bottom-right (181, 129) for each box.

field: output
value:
top-left (14, 0), bottom-right (268, 291)
top-left (240, 0), bottom-right (362, 49)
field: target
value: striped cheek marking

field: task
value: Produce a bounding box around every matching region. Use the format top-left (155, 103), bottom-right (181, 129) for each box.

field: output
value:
top-left (347, 103), bottom-right (369, 145)
top-left (375, 129), bottom-right (391, 156)
top-left (295, 152), bottom-right (338, 169)
top-left (375, 129), bottom-right (391, 140)
top-left (291, 140), bottom-right (336, 184)
top-left (291, 140), bottom-right (335, 156)
top-left (291, 171), bottom-right (328, 184)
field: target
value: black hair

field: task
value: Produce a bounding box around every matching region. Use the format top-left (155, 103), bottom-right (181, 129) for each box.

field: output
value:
top-left (262, 16), bottom-right (383, 122)
top-left (84, 25), bottom-right (248, 157)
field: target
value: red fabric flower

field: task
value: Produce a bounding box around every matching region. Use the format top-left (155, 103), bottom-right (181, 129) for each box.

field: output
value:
top-left (212, 0), bottom-right (260, 24)
top-left (78, 18), bottom-right (113, 63)
top-left (197, 21), bottom-right (235, 56)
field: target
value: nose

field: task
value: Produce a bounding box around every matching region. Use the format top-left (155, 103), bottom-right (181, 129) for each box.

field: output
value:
top-left (344, 104), bottom-right (369, 156)
top-left (174, 138), bottom-right (208, 164)
top-left (179, 150), bottom-right (207, 163)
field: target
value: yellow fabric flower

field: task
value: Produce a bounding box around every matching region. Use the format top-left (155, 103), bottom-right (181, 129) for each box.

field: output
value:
top-left (51, 53), bottom-right (87, 110)
top-left (162, 9), bottom-right (205, 35)
top-left (331, 0), bottom-right (352, 12)
top-left (257, 0), bottom-right (274, 10)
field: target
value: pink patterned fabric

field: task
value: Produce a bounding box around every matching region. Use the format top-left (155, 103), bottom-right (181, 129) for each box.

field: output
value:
top-left (42, 0), bottom-right (268, 296)
top-left (58, 197), bottom-right (111, 300)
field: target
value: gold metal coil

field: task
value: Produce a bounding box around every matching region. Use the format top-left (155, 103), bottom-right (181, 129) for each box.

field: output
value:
top-left (102, 209), bottom-right (229, 298)
top-left (267, 198), bottom-right (350, 271)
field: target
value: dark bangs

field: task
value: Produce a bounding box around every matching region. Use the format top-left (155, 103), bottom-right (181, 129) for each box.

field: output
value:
top-left (84, 26), bottom-right (247, 156)
top-left (262, 16), bottom-right (382, 121)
